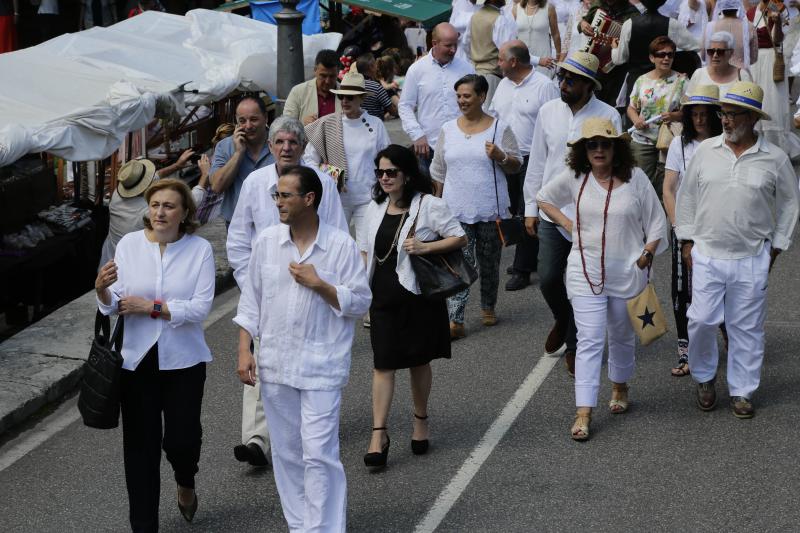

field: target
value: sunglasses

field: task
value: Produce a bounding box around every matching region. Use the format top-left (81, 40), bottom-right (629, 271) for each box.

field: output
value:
top-left (706, 48), bottom-right (731, 57)
top-left (374, 168), bottom-right (400, 179)
top-left (556, 71), bottom-right (578, 87)
top-left (337, 94), bottom-right (356, 101)
top-left (586, 139), bottom-right (614, 151)
top-left (652, 51), bottom-right (675, 59)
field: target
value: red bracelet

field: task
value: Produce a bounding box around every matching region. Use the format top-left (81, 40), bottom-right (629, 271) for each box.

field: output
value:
top-left (150, 300), bottom-right (163, 319)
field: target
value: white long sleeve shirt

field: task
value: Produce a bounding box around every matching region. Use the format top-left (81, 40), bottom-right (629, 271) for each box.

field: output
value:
top-left (233, 222), bottom-right (372, 391)
top-left (611, 17), bottom-right (700, 65)
top-left (398, 52), bottom-right (475, 149)
top-left (226, 163), bottom-right (348, 288)
top-left (675, 135), bottom-right (800, 259)
top-left (97, 231), bottom-right (215, 370)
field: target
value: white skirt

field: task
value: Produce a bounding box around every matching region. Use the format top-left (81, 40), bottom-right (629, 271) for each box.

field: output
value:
top-left (750, 47), bottom-right (800, 157)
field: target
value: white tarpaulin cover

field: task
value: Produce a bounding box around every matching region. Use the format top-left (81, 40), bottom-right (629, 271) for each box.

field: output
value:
top-left (0, 9), bottom-right (341, 166)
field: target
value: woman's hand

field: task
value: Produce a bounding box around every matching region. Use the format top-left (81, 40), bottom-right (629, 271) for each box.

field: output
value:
top-left (634, 116), bottom-right (647, 130)
top-left (580, 20), bottom-right (594, 36)
top-left (198, 154), bottom-right (211, 177)
top-left (611, 37), bottom-right (620, 49)
top-left (402, 237), bottom-right (429, 255)
top-left (485, 141), bottom-right (506, 162)
top-left (176, 148), bottom-right (195, 167)
top-left (660, 111), bottom-right (672, 124)
top-left (118, 296), bottom-right (154, 315)
top-left (95, 260), bottom-right (117, 291)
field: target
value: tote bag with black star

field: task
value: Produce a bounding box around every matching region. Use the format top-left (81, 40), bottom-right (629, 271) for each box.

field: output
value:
top-left (626, 281), bottom-right (668, 346)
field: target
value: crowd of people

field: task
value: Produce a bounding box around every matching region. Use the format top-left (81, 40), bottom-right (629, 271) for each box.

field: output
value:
top-left (88, 0), bottom-right (800, 530)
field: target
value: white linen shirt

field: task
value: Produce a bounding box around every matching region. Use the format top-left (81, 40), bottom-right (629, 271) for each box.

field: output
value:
top-left (675, 134), bottom-right (800, 259)
top-left (363, 193), bottom-right (466, 294)
top-left (537, 168), bottom-right (668, 299)
top-left (226, 163), bottom-right (348, 288)
top-left (664, 137), bottom-right (700, 191)
top-left (489, 70), bottom-right (560, 157)
top-left (398, 52), bottom-right (475, 149)
top-left (233, 222), bottom-right (372, 391)
top-left (523, 95), bottom-right (622, 229)
top-left (611, 17), bottom-right (700, 65)
top-left (96, 231), bottom-right (215, 370)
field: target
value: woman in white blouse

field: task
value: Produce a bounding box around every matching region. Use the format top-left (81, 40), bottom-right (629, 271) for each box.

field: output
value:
top-left (537, 118), bottom-right (667, 441)
top-left (430, 74), bottom-right (522, 339)
top-left (95, 179), bottom-right (215, 528)
top-left (362, 145), bottom-right (467, 469)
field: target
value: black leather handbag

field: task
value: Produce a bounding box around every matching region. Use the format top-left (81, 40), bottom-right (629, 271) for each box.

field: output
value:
top-left (408, 195), bottom-right (478, 299)
top-left (491, 121), bottom-right (525, 247)
top-left (78, 311), bottom-right (124, 430)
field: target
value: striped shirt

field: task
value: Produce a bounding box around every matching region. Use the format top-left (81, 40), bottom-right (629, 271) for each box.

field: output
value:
top-left (361, 79), bottom-right (393, 119)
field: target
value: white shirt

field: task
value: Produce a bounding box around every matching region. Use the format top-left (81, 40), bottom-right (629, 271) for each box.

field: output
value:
top-left (226, 163), bottom-right (349, 288)
top-left (489, 69), bottom-right (560, 156)
top-left (537, 168), bottom-right (668, 299)
top-left (664, 137), bottom-right (701, 191)
top-left (675, 134), bottom-right (800, 258)
top-left (398, 52), bottom-right (476, 149)
top-left (611, 17), bottom-right (700, 65)
top-left (233, 223), bottom-right (372, 391)
top-left (678, 0), bottom-right (708, 42)
top-left (363, 194), bottom-right (466, 294)
top-left (687, 66), bottom-right (752, 98)
top-left (523, 95), bottom-right (622, 229)
top-left (97, 231), bottom-right (215, 371)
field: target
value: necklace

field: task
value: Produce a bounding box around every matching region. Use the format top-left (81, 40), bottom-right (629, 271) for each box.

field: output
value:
top-left (376, 211), bottom-right (408, 265)
top-left (576, 172), bottom-right (614, 295)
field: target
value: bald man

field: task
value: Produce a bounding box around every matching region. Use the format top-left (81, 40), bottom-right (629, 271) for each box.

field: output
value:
top-left (398, 22), bottom-right (475, 169)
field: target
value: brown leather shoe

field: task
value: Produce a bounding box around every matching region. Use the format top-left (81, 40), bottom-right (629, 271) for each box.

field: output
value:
top-left (481, 308), bottom-right (497, 326)
top-left (730, 396), bottom-right (754, 419)
top-left (450, 322), bottom-right (466, 340)
top-left (696, 379), bottom-right (717, 411)
top-left (545, 321), bottom-right (567, 354)
top-left (564, 350), bottom-right (575, 377)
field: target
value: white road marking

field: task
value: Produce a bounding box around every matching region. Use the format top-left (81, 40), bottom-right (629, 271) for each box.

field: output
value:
top-left (0, 291), bottom-right (240, 473)
top-left (414, 355), bottom-right (560, 533)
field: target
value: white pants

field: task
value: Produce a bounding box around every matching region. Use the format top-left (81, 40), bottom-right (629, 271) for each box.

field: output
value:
top-left (572, 294), bottom-right (636, 407)
top-left (261, 382), bottom-right (346, 533)
top-left (687, 246), bottom-right (770, 398)
top-left (242, 339), bottom-right (269, 453)
top-left (342, 202), bottom-right (370, 252)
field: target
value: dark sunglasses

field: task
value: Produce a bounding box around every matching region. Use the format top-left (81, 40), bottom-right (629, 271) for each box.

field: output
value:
top-left (374, 168), bottom-right (400, 179)
top-left (653, 51), bottom-right (675, 59)
top-left (706, 48), bottom-right (731, 57)
top-left (337, 94), bottom-right (355, 101)
top-left (556, 70), bottom-right (578, 87)
top-left (586, 139), bottom-right (614, 151)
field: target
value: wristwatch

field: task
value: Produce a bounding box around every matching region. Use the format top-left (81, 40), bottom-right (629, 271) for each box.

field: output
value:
top-left (641, 250), bottom-right (653, 260)
top-left (150, 300), bottom-right (163, 319)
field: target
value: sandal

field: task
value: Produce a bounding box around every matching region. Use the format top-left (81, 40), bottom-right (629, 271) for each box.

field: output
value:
top-left (671, 341), bottom-right (690, 377)
top-left (608, 383), bottom-right (629, 414)
top-left (571, 411), bottom-right (591, 441)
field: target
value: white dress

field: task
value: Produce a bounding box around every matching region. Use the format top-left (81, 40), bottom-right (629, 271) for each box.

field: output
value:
top-left (516, 3), bottom-right (554, 77)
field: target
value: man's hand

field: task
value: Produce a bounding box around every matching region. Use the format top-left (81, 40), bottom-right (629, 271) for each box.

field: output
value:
top-left (233, 126), bottom-right (247, 153)
top-left (681, 242), bottom-right (693, 270)
top-left (581, 20), bottom-right (594, 37)
top-left (525, 216), bottom-right (539, 237)
top-left (237, 347), bottom-right (257, 386)
top-left (538, 57), bottom-right (555, 69)
top-left (302, 114), bottom-right (318, 126)
top-left (176, 148), bottom-right (195, 168)
top-left (402, 237), bottom-right (429, 255)
top-left (413, 136), bottom-right (430, 158)
top-left (118, 296), bottom-right (153, 315)
top-left (770, 247), bottom-right (782, 272)
top-left (611, 37), bottom-right (620, 49)
top-left (288, 262), bottom-right (323, 290)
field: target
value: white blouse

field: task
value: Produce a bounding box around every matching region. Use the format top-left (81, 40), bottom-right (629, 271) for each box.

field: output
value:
top-left (97, 231), bottom-right (216, 371)
top-left (664, 137), bottom-right (701, 191)
top-left (537, 168), bottom-right (668, 299)
top-left (430, 117), bottom-right (522, 224)
top-left (363, 193), bottom-right (466, 294)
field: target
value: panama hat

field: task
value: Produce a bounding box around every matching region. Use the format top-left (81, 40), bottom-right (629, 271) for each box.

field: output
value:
top-left (330, 63), bottom-right (366, 96)
top-left (567, 117), bottom-right (630, 146)
top-left (117, 159), bottom-right (157, 198)
top-left (719, 81), bottom-right (771, 120)
top-left (555, 51), bottom-right (602, 90)
top-left (680, 84), bottom-right (720, 107)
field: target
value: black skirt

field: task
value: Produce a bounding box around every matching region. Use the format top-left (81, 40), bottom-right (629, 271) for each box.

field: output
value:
top-left (370, 212), bottom-right (451, 370)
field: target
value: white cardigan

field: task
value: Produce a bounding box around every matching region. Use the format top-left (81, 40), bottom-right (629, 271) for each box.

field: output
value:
top-left (364, 193), bottom-right (465, 294)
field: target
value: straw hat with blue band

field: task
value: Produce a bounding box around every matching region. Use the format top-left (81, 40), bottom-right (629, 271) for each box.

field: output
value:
top-left (555, 51), bottom-right (603, 90)
top-left (719, 81), bottom-right (771, 120)
top-left (680, 84), bottom-right (720, 108)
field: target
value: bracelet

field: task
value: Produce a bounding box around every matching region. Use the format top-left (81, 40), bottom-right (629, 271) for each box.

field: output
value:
top-left (641, 250), bottom-right (653, 261)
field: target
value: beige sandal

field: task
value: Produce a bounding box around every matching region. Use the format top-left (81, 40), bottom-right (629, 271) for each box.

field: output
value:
top-left (608, 383), bottom-right (629, 414)
top-left (571, 411), bottom-right (591, 441)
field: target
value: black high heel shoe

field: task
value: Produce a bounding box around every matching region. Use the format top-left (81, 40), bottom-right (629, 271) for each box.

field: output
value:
top-left (411, 413), bottom-right (429, 455)
top-left (363, 427), bottom-right (390, 468)
top-left (177, 486), bottom-right (198, 522)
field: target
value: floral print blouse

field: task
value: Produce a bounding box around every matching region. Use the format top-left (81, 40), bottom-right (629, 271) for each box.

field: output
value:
top-left (629, 72), bottom-right (687, 145)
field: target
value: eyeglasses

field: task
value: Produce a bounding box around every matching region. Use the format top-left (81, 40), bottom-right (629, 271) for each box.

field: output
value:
top-left (270, 191), bottom-right (308, 201)
top-left (652, 51), bottom-right (675, 59)
top-left (586, 139), bottom-right (614, 151)
top-left (337, 94), bottom-right (355, 101)
top-left (706, 48), bottom-right (731, 57)
top-left (374, 168), bottom-right (400, 179)
top-left (716, 110), bottom-right (750, 121)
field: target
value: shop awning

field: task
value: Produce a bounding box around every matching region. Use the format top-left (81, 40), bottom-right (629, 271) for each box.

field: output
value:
top-left (334, 0), bottom-right (451, 23)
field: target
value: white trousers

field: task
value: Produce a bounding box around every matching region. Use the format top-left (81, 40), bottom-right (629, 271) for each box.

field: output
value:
top-left (242, 339), bottom-right (269, 453)
top-left (342, 202), bottom-right (370, 252)
top-left (687, 246), bottom-right (770, 398)
top-left (572, 294), bottom-right (636, 407)
top-left (260, 382), bottom-right (347, 533)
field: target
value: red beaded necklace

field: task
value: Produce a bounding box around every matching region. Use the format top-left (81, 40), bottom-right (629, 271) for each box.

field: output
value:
top-left (576, 172), bottom-right (613, 295)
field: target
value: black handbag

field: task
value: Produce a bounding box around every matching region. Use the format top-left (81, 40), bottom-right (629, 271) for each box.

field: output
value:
top-left (78, 311), bottom-right (124, 430)
top-left (491, 121), bottom-right (525, 247)
top-left (408, 195), bottom-right (478, 299)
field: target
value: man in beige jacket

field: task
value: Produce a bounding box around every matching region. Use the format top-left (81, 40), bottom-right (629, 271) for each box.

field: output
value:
top-left (283, 49), bottom-right (342, 125)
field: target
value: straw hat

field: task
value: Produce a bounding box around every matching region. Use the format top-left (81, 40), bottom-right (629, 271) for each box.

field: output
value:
top-left (681, 84), bottom-right (720, 107)
top-left (567, 117), bottom-right (630, 146)
top-left (117, 159), bottom-right (157, 198)
top-left (719, 81), bottom-right (771, 120)
top-left (330, 63), bottom-right (366, 96)
top-left (555, 51), bottom-right (602, 90)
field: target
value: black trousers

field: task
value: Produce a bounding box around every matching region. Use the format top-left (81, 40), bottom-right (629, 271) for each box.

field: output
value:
top-left (120, 345), bottom-right (206, 533)
top-left (506, 156), bottom-right (538, 274)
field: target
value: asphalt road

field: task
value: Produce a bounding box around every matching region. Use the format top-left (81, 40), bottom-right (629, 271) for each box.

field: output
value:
top-left (1, 241), bottom-right (799, 532)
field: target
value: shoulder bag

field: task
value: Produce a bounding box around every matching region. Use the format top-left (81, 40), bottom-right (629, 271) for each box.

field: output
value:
top-left (407, 195), bottom-right (478, 299)
top-left (78, 311), bottom-right (125, 429)
top-left (491, 120), bottom-right (526, 247)
top-left (626, 269), bottom-right (668, 346)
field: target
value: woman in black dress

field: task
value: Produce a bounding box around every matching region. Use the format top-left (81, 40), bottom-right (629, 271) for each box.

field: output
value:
top-left (362, 144), bottom-right (467, 468)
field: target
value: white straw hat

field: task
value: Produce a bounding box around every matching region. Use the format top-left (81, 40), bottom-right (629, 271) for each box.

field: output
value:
top-left (330, 63), bottom-right (366, 96)
top-left (117, 159), bottom-right (157, 198)
top-left (567, 117), bottom-right (630, 146)
top-left (681, 84), bottom-right (720, 107)
top-left (719, 81), bottom-right (771, 120)
top-left (555, 51), bottom-right (602, 90)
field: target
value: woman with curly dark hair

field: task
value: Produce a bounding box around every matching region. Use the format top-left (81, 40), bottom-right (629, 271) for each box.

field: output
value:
top-left (537, 118), bottom-right (667, 441)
